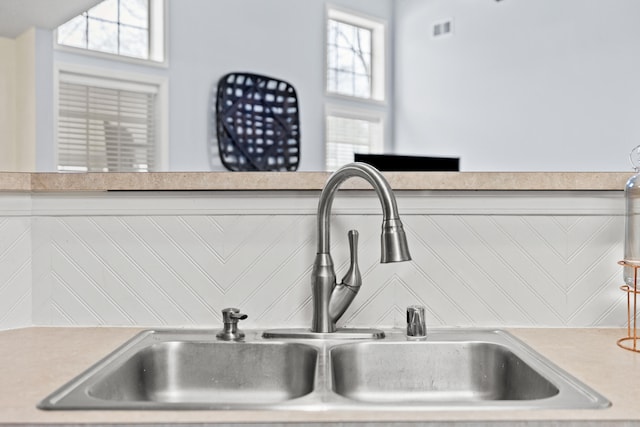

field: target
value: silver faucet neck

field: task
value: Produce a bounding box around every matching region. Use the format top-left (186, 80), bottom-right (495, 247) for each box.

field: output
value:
top-left (317, 162), bottom-right (401, 255)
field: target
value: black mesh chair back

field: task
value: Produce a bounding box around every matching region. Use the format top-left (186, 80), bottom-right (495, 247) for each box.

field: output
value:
top-left (216, 72), bottom-right (300, 171)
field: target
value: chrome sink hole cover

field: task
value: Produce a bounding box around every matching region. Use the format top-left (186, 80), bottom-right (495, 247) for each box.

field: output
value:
top-left (38, 329), bottom-right (610, 411)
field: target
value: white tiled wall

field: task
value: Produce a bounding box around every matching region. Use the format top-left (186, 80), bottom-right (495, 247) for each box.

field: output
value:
top-left (0, 194), bottom-right (31, 330)
top-left (0, 216), bottom-right (31, 329)
top-left (0, 190), bottom-right (628, 330)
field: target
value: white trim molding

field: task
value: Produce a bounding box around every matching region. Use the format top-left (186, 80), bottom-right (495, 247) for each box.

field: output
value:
top-left (26, 190), bottom-right (624, 217)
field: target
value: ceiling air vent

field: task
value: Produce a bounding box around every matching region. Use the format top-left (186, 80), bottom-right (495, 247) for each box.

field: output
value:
top-left (433, 19), bottom-right (453, 38)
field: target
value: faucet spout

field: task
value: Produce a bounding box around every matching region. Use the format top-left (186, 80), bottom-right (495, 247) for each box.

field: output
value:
top-left (382, 219), bottom-right (412, 263)
top-left (311, 162), bottom-right (411, 333)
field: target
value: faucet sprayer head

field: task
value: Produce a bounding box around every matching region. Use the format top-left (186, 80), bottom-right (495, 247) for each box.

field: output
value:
top-left (381, 219), bottom-right (412, 263)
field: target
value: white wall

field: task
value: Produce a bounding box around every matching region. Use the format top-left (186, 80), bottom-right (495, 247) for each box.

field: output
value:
top-left (0, 194), bottom-right (31, 330)
top-left (167, 0), bottom-right (394, 171)
top-left (394, 0), bottom-right (640, 171)
top-left (13, 28), bottom-right (53, 172)
top-left (33, 28), bottom-right (54, 172)
top-left (14, 29), bottom-right (37, 171)
top-left (0, 32), bottom-right (44, 173)
top-left (0, 37), bottom-right (16, 171)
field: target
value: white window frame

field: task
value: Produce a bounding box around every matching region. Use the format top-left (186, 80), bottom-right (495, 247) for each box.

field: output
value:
top-left (53, 63), bottom-right (169, 172)
top-left (325, 6), bottom-right (386, 103)
top-left (54, 0), bottom-right (168, 67)
top-left (325, 105), bottom-right (385, 171)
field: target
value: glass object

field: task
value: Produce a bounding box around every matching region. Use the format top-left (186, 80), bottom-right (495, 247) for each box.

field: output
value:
top-left (624, 145), bottom-right (640, 286)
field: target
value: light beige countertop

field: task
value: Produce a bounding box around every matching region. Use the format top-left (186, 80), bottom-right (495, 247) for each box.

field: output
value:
top-left (0, 172), bottom-right (633, 192)
top-left (0, 327), bottom-right (639, 425)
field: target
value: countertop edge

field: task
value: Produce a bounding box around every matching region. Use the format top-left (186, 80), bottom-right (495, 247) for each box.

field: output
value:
top-left (0, 172), bottom-right (630, 192)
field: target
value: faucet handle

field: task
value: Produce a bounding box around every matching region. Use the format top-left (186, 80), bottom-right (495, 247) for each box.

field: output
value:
top-left (221, 307), bottom-right (248, 322)
top-left (217, 308), bottom-right (248, 341)
top-left (327, 230), bottom-right (362, 322)
top-left (406, 305), bottom-right (427, 340)
top-left (342, 230), bottom-right (361, 290)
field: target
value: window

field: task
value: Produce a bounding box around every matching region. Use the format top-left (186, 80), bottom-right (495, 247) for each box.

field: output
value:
top-left (57, 0), bottom-right (165, 62)
top-left (56, 69), bottom-right (164, 172)
top-left (326, 8), bottom-right (384, 101)
top-left (325, 8), bottom-right (387, 170)
top-left (327, 19), bottom-right (371, 98)
top-left (326, 109), bottom-right (384, 172)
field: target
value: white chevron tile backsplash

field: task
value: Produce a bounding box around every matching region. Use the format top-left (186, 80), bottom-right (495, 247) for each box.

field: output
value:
top-left (30, 215), bottom-right (626, 328)
top-left (1, 191), bottom-right (629, 330)
top-left (0, 217), bottom-right (31, 329)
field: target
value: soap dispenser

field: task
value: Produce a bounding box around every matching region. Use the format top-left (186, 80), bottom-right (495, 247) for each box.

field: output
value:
top-left (624, 145), bottom-right (640, 286)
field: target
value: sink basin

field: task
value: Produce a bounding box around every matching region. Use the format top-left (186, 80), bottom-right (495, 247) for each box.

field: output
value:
top-left (38, 329), bottom-right (610, 411)
top-left (329, 330), bottom-right (608, 410)
top-left (89, 341), bottom-right (316, 405)
top-left (38, 330), bottom-right (318, 410)
top-left (332, 341), bottom-right (558, 403)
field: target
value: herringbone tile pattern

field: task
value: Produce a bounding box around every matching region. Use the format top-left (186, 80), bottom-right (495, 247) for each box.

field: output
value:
top-left (29, 213), bottom-right (626, 328)
top-left (0, 218), bottom-right (31, 329)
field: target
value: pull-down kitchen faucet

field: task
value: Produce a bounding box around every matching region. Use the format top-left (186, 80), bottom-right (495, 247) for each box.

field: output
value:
top-left (311, 162), bottom-right (412, 333)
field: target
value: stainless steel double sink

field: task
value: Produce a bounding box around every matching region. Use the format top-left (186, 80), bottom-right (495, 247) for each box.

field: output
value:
top-left (38, 329), bottom-right (610, 411)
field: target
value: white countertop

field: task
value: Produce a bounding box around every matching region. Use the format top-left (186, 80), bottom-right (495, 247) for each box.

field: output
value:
top-left (1, 327), bottom-right (638, 425)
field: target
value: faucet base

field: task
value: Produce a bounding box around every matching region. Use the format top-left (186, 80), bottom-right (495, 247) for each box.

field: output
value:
top-left (262, 328), bottom-right (385, 340)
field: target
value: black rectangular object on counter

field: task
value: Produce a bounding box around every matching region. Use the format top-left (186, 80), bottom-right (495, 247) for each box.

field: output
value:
top-left (354, 153), bottom-right (460, 171)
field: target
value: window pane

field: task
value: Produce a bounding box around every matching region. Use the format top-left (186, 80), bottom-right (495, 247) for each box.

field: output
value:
top-left (354, 75), bottom-right (371, 98)
top-left (120, 0), bottom-right (148, 28)
top-left (328, 19), bottom-right (339, 43)
top-left (120, 25), bottom-right (148, 59)
top-left (87, 19), bottom-right (118, 54)
top-left (357, 28), bottom-right (371, 54)
top-left (353, 55), bottom-right (368, 76)
top-left (57, 0), bottom-right (159, 62)
top-left (57, 15), bottom-right (87, 48)
top-left (327, 70), bottom-right (337, 93)
top-left (327, 46), bottom-right (337, 70)
top-left (335, 22), bottom-right (355, 49)
top-left (326, 18), bottom-right (373, 99)
top-left (336, 46), bottom-right (354, 71)
top-left (88, 0), bottom-right (118, 22)
top-left (336, 71), bottom-right (354, 95)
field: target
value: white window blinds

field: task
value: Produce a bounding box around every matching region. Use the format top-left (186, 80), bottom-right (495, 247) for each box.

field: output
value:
top-left (326, 112), bottom-right (383, 171)
top-left (57, 72), bottom-right (158, 172)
